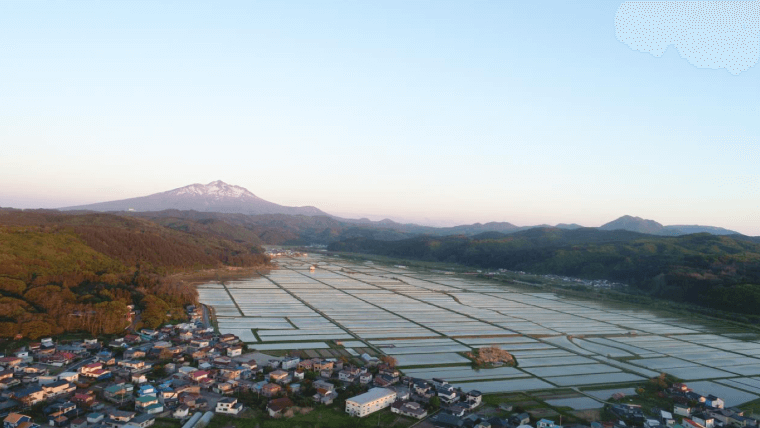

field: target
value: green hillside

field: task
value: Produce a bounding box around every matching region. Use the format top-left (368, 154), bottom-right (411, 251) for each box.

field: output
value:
top-left (0, 209), bottom-right (269, 339)
top-left (328, 228), bottom-right (760, 315)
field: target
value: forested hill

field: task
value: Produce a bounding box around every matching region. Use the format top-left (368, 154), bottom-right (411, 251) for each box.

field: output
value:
top-left (328, 227), bottom-right (760, 315)
top-left (0, 209), bottom-right (269, 339)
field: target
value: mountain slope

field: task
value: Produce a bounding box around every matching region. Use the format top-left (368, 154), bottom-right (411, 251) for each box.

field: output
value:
top-left (61, 180), bottom-right (328, 217)
top-left (664, 224), bottom-right (740, 235)
top-left (0, 208), bottom-right (269, 339)
top-left (600, 215), bottom-right (672, 235)
top-left (600, 215), bottom-right (741, 236)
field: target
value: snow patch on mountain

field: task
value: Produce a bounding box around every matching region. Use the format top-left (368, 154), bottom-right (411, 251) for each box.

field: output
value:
top-left (168, 181), bottom-right (257, 199)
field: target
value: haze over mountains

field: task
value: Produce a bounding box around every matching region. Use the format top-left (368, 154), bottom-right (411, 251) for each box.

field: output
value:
top-left (59, 181), bottom-right (744, 238)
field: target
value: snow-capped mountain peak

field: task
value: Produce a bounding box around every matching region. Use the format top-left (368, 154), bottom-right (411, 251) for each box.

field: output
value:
top-left (61, 180), bottom-right (328, 217)
top-left (168, 181), bottom-right (257, 199)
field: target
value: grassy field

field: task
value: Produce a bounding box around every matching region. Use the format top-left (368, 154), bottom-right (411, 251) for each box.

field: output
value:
top-left (152, 417), bottom-right (182, 428)
top-left (207, 407), bottom-right (416, 428)
top-left (739, 397), bottom-right (760, 417)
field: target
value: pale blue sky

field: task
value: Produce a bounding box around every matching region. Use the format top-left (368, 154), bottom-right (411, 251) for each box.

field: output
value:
top-left (1, 1), bottom-right (758, 234)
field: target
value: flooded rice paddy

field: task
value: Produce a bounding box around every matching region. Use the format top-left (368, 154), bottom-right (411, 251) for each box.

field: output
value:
top-left (196, 254), bottom-right (760, 402)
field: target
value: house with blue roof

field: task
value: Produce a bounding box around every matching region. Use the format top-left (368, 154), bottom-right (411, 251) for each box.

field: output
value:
top-left (137, 385), bottom-right (157, 397)
top-left (538, 419), bottom-right (557, 428)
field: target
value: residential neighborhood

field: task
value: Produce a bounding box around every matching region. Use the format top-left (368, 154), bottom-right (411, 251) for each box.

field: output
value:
top-left (2, 302), bottom-right (760, 428)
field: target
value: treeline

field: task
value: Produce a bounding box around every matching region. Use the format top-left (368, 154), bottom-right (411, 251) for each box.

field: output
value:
top-left (0, 210), bottom-right (269, 339)
top-left (328, 228), bottom-right (760, 315)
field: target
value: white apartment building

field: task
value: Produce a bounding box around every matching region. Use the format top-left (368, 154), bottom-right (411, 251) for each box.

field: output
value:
top-left (345, 388), bottom-right (397, 417)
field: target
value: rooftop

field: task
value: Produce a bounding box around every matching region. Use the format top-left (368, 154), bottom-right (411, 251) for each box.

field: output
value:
top-left (347, 387), bottom-right (396, 406)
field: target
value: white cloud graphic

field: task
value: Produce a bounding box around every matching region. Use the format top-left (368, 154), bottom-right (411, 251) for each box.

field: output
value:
top-left (615, 1), bottom-right (760, 75)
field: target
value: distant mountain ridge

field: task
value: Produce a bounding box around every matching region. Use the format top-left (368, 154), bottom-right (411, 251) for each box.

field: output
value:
top-left (61, 180), bottom-right (327, 217)
top-left (57, 181), bottom-right (743, 238)
top-left (600, 215), bottom-right (740, 236)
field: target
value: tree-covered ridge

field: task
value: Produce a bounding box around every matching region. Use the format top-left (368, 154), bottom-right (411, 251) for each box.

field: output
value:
top-left (328, 228), bottom-right (760, 315)
top-left (0, 210), bottom-right (269, 339)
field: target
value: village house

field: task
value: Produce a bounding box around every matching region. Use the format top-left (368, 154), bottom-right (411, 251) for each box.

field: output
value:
top-left (218, 334), bottom-right (239, 344)
top-left (131, 373), bottom-right (148, 384)
top-left (466, 390), bottom-right (483, 407)
top-left (173, 382), bottom-right (200, 395)
top-left (261, 383), bottom-right (282, 398)
top-left (70, 417), bottom-right (87, 428)
top-left (172, 404), bottom-right (190, 419)
top-left (359, 372), bottom-right (373, 384)
top-left (373, 372), bottom-right (397, 387)
top-left (267, 397), bottom-right (294, 417)
top-left (191, 348), bottom-right (209, 360)
top-left (215, 397), bottom-right (243, 415)
top-left (281, 356), bottom-right (300, 370)
top-left (314, 360), bottom-right (334, 371)
top-left (107, 409), bottom-right (136, 427)
top-left (178, 392), bottom-right (202, 409)
top-left (197, 377), bottom-right (216, 390)
top-left (269, 369), bottom-right (289, 384)
top-left (124, 334), bottom-right (141, 345)
top-left (57, 372), bottom-right (78, 383)
top-left (537, 419), bottom-right (557, 428)
top-left (213, 356), bottom-right (232, 366)
top-left (42, 380), bottom-right (75, 398)
top-left (706, 395), bottom-right (725, 409)
top-left (240, 359), bottom-right (258, 372)
top-left (137, 385), bottom-right (157, 397)
top-left (124, 413), bottom-right (156, 428)
top-left (226, 346), bottom-right (243, 357)
top-left (72, 391), bottom-right (95, 407)
top-left (437, 384), bottom-right (459, 404)
top-left (124, 349), bottom-right (146, 360)
top-left (135, 395), bottom-right (163, 414)
top-left (87, 413), bottom-right (105, 424)
top-left (313, 386), bottom-right (339, 405)
top-left (0, 357), bottom-right (22, 369)
top-left (219, 366), bottom-right (243, 381)
top-left (104, 383), bottom-right (134, 403)
top-left (0, 375), bottom-right (21, 390)
top-left (189, 339), bottom-right (210, 348)
top-left (339, 367), bottom-right (360, 382)
top-left (293, 369), bottom-right (305, 381)
top-left (683, 419), bottom-right (706, 428)
top-left (675, 403), bottom-right (692, 417)
top-left (44, 406), bottom-right (72, 424)
top-left (11, 385), bottom-right (45, 407)
top-left (189, 370), bottom-right (209, 383)
top-left (213, 382), bottom-right (234, 395)
top-left (118, 360), bottom-right (146, 372)
top-left (158, 386), bottom-right (177, 403)
top-left (692, 412), bottom-right (716, 428)
top-left (79, 362), bottom-right (102, 376)
top-left (0, 370), bottom-right (14, 382)
top-left (297, 359), bottom-right (314, 371)
top-left (391, 400), bottom-right (428, 419)
top-left (3, 413), bottom-right (39, 428)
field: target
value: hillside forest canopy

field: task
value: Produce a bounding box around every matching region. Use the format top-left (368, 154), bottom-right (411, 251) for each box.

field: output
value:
top-left (0, 209), bottom-right (269, 339)
top-left (328, 228), bottom-right (760, 316)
